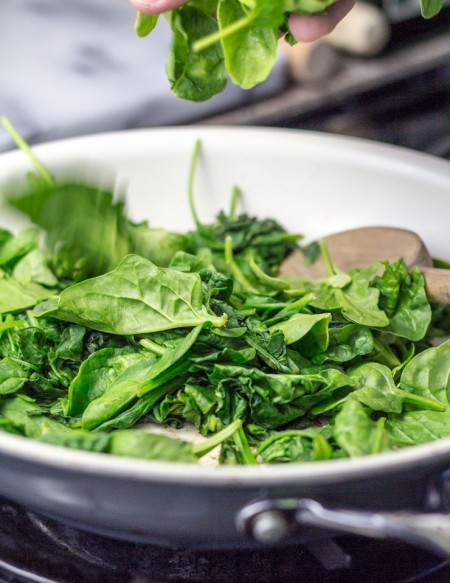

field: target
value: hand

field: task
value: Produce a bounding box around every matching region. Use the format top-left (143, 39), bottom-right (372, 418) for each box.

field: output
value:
top-left (288, 0), bottom-right (356, 42)
top-left (128, 0), bottom-right (356, 43)
top-left (129, 0), bottom-right (187, 14)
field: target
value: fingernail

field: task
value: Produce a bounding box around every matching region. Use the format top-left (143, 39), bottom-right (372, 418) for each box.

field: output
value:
top-left (135, 0), bottom-right (158, 6)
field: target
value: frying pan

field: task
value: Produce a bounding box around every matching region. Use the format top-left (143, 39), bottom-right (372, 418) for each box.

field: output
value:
top-left (1, 127), bottom-right (450, 553)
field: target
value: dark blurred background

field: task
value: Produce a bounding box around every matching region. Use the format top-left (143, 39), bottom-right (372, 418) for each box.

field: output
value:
top-left (0, 0), bottom-right (449, 156)
top-left (0, 3), bottom-right (449, 583)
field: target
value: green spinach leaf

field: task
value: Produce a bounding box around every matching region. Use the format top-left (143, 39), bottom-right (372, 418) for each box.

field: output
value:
top-left (37, 255), bottom-right (226, 334)
top-left (166, 5), bottom-right (227, 101)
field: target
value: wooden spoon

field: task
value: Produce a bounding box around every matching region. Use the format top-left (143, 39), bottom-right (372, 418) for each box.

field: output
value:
top-left (279, 226), bottom-right (450, 304)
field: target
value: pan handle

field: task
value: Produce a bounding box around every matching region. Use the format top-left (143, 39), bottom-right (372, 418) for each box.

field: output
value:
top-left (236, 498), bottom-right (450, 557)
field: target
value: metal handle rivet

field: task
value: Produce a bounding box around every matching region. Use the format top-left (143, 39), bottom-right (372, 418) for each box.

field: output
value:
top-left (251, 510), bottom-right (289, 544)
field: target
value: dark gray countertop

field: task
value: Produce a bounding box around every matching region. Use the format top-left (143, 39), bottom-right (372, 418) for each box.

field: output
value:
top-left (0, 0), bottom-right (286, 152)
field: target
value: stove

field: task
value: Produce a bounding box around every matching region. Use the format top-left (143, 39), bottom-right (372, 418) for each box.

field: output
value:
top-left (201, 12), bottom-right (450, 160)
top-left (1, 495), bottom-right (450, 583)
top-left (2, 53), bottom-right (450, 583)
top-left (1, 6), bottom-right (449, 583)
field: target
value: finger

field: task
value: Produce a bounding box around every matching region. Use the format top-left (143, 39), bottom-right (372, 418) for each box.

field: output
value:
top-left (128, 0), bottom-right (188, 16)
top-left (288, 0), bottom-right (356, 43)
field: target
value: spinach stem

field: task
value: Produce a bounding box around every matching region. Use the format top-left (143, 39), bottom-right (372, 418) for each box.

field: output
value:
top-left (139, 338), bottom-right (166, 356)
top-left (243, 301), bottom-right (291, 310)
top-left (224, 235), bottom-right (255, 292)
top-left (371, 417), bottom-right (386, 454)
top-left (233, 425), bottom-right (258, 465)
top-left (229, 185), bottom-right (240, 221)
top-left (372, 339), bottom-right (401, 369)
top-left (9, 355), bottom-right (40, 373)
top-left (0, 117), bottom-right (54, 187)
top-left (188, 139), bottom-right (202, 228)
top-left (193, 13), bottom-right (254, 52)
top-left (319, 238), bottom-right (336, 277)
top-left (256, 429), bottom-right (307, 456)
top-left (137, 355), bottom-right (193, 397)
top-left (249, 254), bottom-right (289, 291)
top-left (433, 258), bottom-right (450, 269)
top-left (401, 392), bottom-right (446, 412)
top-left (26, 311), bottom-right (41, 329)
top-left (284, 288), bottom-right (313, 297)
top-left (48, 358), bottom-right (71, 385)
top-left (276, 293), bottom-right (315, 317)
top-left (191, 419), bottom-right (243, 457)
top-left (0, 320), bottom-right (25, 334)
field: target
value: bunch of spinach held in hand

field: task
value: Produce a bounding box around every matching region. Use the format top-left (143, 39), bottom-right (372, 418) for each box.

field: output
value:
top-left (0, 117), bottom-right (449, 465)
top-left (134, 0), bottom-right (444, 101)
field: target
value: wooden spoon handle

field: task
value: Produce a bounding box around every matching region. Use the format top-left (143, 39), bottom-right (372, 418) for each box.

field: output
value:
top-left (420, 267), bottom-right (450, 304)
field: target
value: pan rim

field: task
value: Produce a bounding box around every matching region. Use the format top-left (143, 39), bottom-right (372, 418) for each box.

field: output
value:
top-left (1, 125), bottom-right (449, 183)
top-left (1, 429), bottom-right (450, 485)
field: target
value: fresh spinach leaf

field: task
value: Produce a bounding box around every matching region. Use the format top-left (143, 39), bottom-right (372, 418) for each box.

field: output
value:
top-left (82, 324), bottom-right (203, 430)
top-left (37, 255), bottom-right (226, 335)
top-left (110, 429), bottom-right (198, 462)
top-left (0, 270), bottom-right (54, 314)
top-left (166, 5), bottom-right (227, 101)
top-left (302, 266), bottom-right (390, 327)
top-left (133, 0), bottom-right (444, 101)
top-left (348, 362), bottom-right (444, 414)
top-left (334, 398), bottom-right (389, 456)
top-left (0, 358), bottom-right (29, 395)
top-left (0, 396), bottom-right (69, 439)
top-left (135, 11), bottom-right (159, 37)
top-left (216, 0), bottom-right (282, 89)
top-left (0, 228), bottom-right (39, 267)
top-left (372, 260), bottom-right (431, 341)
top-left (399, 339), bottom-right (450, 407)
top-left (65, 346), bottom-right (142, 416)
top-left (420, 0), bottom-right (443, 17)
top-left (270, 312), bottom-right (331, 357)
top-left (13, 250), bottom-right (58, 288)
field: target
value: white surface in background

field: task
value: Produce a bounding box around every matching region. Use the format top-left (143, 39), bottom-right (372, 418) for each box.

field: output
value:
top-left (0, 0), bottom-right (286, 152)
